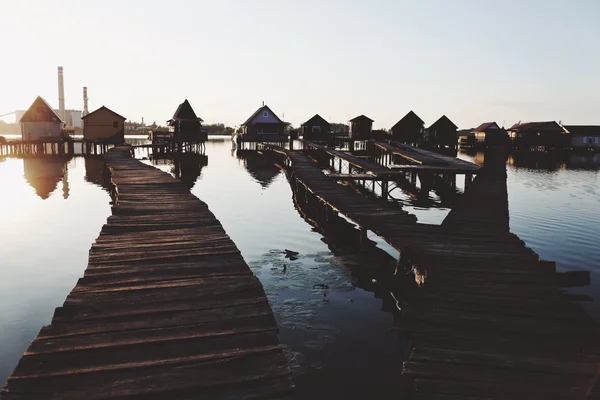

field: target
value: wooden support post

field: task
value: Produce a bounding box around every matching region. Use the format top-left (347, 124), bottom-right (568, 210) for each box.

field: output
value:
top-left (381, 180), bottom-right (388, 200)
top-left (465, 173), bottom-right (473, 190)
top-left (359, 228), bottom-right (368, 252)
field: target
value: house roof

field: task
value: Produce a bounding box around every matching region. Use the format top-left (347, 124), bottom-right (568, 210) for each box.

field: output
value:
top-left (391, 111), bottom-right (424, 130)
top-left (301, 114), bottom-right (331, 127)
top-left (168, 99), bottom-right (203, 123)
top-left (427, 115), bottom-right (458, 130)
top-left (81, 106), bottom-right (126, 121)
top-left (20, 96), bottom-right (64, 123)
top-left (241, 105), bottom-right (283, 126)
top-left (472, 122), bottom-right (501, 133)
top-left (349, 114), bottom-right (374, 123)
top-left (563, 125), bottom-right (600, 135)
top-left (509, 121), bottom-right (567, 133)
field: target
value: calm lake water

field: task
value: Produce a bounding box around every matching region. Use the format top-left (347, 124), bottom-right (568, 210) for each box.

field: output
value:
top-left (1, 137), bottom-right (599, 398)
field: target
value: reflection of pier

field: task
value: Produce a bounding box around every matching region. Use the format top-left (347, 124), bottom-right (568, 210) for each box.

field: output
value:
top-left (23, 155), bottom-right (71, 199)
top-left (258, 142), bottom-right (600, 399)
top-left (2, 146), bottom-right (292, 399)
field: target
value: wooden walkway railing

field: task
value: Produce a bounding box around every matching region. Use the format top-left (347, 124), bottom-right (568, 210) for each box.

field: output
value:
top-left (1, 146), bottom-right (293, 400)
top-left (258, 142), bottom-right (600, 399)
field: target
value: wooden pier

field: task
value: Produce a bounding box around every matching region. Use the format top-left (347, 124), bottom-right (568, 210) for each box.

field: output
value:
top-left (258, 142), bottom-right (600, 399)
top-left (1, 146), bottom-right (292, 400)
top-left (0, 138), bottom-right (119, 157)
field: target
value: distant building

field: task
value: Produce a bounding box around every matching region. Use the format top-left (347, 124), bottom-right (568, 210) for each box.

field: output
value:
top-left (239, 104), bottom-right (286, 141)
top-left (423, 115), bottom-right (458, 150)
top-left (471, 122), bottom-right (508, 146)
top-left (348, 115), bottom-right (373, 139)
top-left (82, 106), bottom-right (126, 143)
top-left (390, 111), bottom-right (424, 145)
top-left (167, 99), bottom-right (206, 143)
top-left (509, 121), bottom-right (569, 149)
top-left (564, 125), bottom-right (600, 149)
top-left (20, 96), bottom-right (64, 140)
top-left (301, 114), bottom-right (331, 141)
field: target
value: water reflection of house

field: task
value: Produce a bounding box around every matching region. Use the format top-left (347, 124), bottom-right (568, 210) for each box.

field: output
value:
top-left (84, 155), bottom-right (112, 191)
top-left (236, 150), bottom-right (281, 188)
top-left (170, 153), bottom-right (208, 189)
top-left (23, 156), bottom-right (70, 199)
top-left (150, 152), bottom-right (208, 189)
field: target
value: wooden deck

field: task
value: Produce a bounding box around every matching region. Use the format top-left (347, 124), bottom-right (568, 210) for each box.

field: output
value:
top-left (259, 143), bottom-right (600, 399)
top-left (304, 140), bottom-right (390, 174)
top-left (373, 140), bottom-right (480, 172)
top-left (1, 146), bottom-right (292, 400)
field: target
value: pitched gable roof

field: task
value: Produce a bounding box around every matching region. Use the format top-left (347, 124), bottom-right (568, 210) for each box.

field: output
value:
top-left (169, 99), bottom-right (203, 123)
top-left (510, 121), bottom-right (566, 133)
top-left (472, 122), bottom-right (501, 133)
top-left (81, 106), bottom-right (126, 121)
top-left (20, 96), bottom-right (64, 123)
top-left (391, 111), bottom-right (424, 130)
top-left (428, 115), bottom-right (458, 130)
top-left (301, 114), bottom-right (331, 127)
top-left (241, 105), bottom-right (283, 126)
top-left (349, 114), bottom-right (374, 123)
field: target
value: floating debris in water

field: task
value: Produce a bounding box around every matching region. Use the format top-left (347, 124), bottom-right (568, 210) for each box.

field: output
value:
top-left (313, 283), bottom-right (330, 289)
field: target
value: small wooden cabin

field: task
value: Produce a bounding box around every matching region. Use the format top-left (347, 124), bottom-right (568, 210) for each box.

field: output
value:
top-left (167, 99), bottom-right (206, 143)
top-left (509, 121), bottom-right (569, 149)
top-left (20, 96), bottom-right (64, 140)
top-left (424, 115), bottom-right (458, 150)
top-left (82, 106), bottom-right (126, 144)
top-left (348, 115), bottom-right (373, 139)
top-left (390, 111), bottom-right (424, 145)
top-left (471, 122), bottom-right (508, 146)
top-left (239, 105), bottom-right (287, 140)
top-left (564, 125), bottom-right (600, 150)
top-left (301, 114), bottom-right (331, 141)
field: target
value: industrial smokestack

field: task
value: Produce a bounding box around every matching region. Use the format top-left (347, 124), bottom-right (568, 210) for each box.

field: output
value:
top-left (58, 66), bottom-right (65, 122)
top-left (83, 87), bottom-right (89, 116)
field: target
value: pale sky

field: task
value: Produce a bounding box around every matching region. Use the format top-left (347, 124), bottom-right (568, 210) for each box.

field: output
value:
top-left (1, 0), bottom-right (599, 129)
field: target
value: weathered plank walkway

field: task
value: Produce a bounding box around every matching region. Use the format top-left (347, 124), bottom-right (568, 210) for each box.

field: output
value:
top-left (259, 143), bottom-right (600, 399)
top-left (1, 146), bottom-right (292, 400)
top-left (373, 140), bottom-right (480, 172)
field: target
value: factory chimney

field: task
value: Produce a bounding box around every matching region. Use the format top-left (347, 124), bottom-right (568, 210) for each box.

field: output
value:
top-left (57, 66), bottom-right (66, 122)
top-left (83, 87), bottom-right (89, 116)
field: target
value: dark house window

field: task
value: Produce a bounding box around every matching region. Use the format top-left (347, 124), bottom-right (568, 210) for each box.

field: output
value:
top-left (113, 121), bottom-right (119, 128)
top-left (263, 111), bottom-right (268, 118)
top-left (312, 126), bottom-right (321, 133)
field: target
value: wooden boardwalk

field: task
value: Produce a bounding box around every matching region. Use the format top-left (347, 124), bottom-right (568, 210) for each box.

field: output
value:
top-left (259, 143), bottom-right (600, 399)
top-left (1, 146), bottom-right (293, 400)
top-left (373, 140), bottom-right (480, 172)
